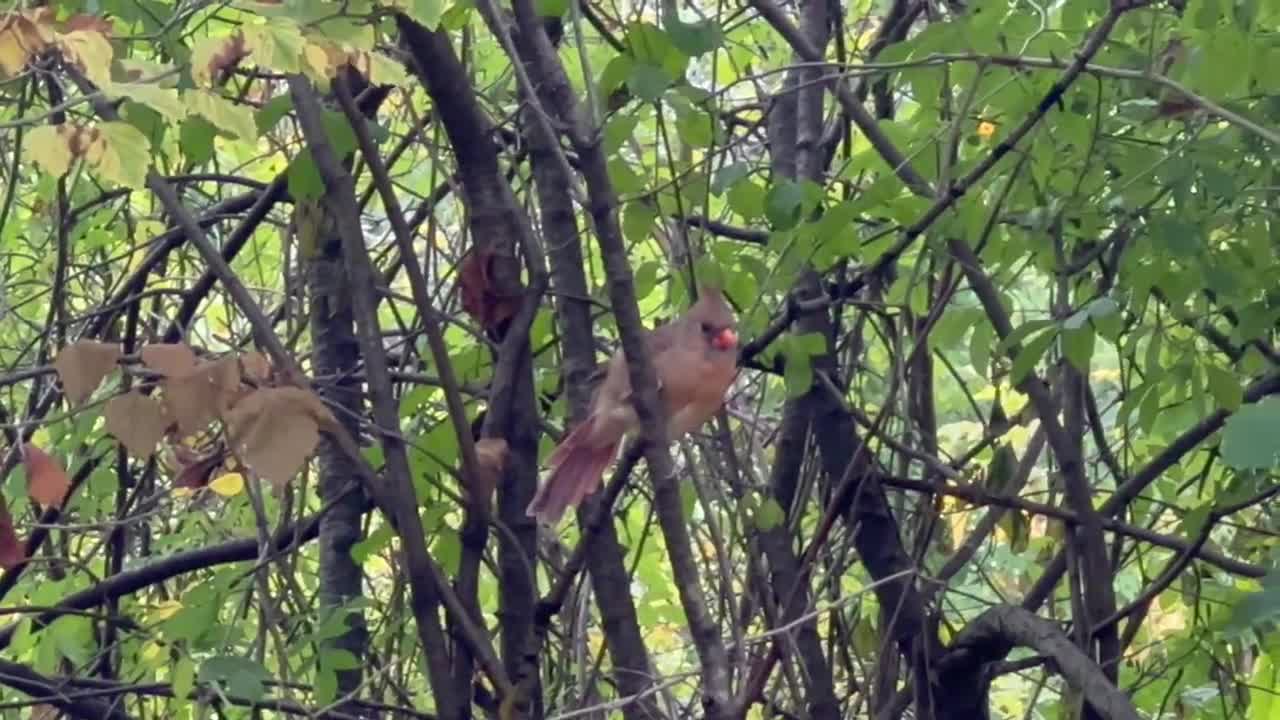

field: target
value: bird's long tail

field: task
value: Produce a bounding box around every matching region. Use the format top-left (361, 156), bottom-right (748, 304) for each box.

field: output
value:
top-left (527, 420), bottom-right (617, 524)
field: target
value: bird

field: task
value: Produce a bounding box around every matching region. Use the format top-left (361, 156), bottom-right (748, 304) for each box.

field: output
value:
top-left (527, 286), bottom-right (740, 524)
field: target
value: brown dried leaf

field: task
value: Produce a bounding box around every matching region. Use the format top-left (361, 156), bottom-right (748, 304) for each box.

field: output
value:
top-left (194, 30), bottom-right (249, 86)
top-left (0, 497), bottom-right (24, 570)
top-left (472, 437), bottom-right (509, 502)
top-left (23, 443), bottom-right (70, 509)
top-left (0, 10), bottom-right (54, 79)
top-left (61, 14), bottom-right (115, 36)
top-left (53, 339), bottom-right (121, 404)
top-left (104, 391), bottom-right (170, 460)
top-left (458, 246), bottom-right (521, 330)
top-left (224, 388), bottom-right (329, 489)
top-left (240, 351), bottom-right (271, 383)
top-left (141, 343), bottom-right (198, 377)
top-left (163, 356), bottom-right (241, 436)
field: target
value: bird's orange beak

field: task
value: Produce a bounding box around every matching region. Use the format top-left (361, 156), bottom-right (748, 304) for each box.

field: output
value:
top-left (712, 327), bottom-right (738, 350)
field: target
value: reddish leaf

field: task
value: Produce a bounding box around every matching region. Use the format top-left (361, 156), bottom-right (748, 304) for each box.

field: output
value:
top-left (458, 246), bottom-right (521, 330)
top-left (23, 443), bottom-right (70, 509)
top-left (0, 498), bottom-right (24, 570)
top-left (173, 447), bottom-right (226, 490)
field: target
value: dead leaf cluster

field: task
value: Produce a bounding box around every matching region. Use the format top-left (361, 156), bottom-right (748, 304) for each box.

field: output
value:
top-left (51, 340), bottom-right (334, 493)
top-left (0, 8), bottom-right (114, 80)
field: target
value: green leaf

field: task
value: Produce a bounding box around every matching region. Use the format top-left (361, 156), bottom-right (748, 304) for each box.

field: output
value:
top-left (172, 656), bottom-right (195, 706)
top-left (599, 55), bottom-right (634, 97)
top-left (623, 201), bottom-right (658, 243)
top-left (49, 615), bottom-right (92, 667)
top-left (257, 95), bottom-right (294, 134)
top-left (321, 648), bottom-right (361, 671)
top-left (441, 2), bottom-right (474, 30)
top-left (434, 528), bottom-right (462, 576)
top-left (793, 332), bottom-right (827, 355)
top-left (1227, 570), bottom-right (1280, 635)
top-left (607, 157), bottom-right (645, 195)
top-left (782, 338), bottom-right (814, 397)
top-left (1061, 325), bottom-right (1095, 372)
top-left (675, 104), bottom-right (715, 147)
top-left (1205, 364), bottom-right (1244, 411)
top-left (626, 63), bottom-right (672, 102)
top-left (765, 180), bottom-right (806, 230)
top-left (410, 0), bottom-right (446, 27)
top-left (634, 260), bottom-right (661, 300)
top-left (1009, 328), bottom-right (1057, 383)
top-left (996, 319), bottom-right (1056, 357)
top-left (535, 0), bottom-right (568, 16)
top-left (180, 116), bottom-right (217, 165)
top-left (727, 180), bottom-right (766, 220)
top-left (754, 497), bottom-right (785, 530)
top-left (288, 150), bottom-right (324, 201)
top-left (665, 18), bottom-right (722, 57)
top-left (1148, 213), bottom-right (1202, 258)
top-left (321, 110), bottom-right (358, 158)
top-left (603, 111), bottom-right (639, 155)
top-left (314, 666), bottom-right (338, 706)
top-left (351, 524), bottom-right (394, 563)
top-left (970, 321), bottom-right (994, 378)
top-left (711, 162), bottom-right (750, 195)
top-left (1221, 397), bottom-right (1280, 470)
top-left (198, 655), bottom-right (269, 702)
top-left (625, 22), bottom-right (689, 79)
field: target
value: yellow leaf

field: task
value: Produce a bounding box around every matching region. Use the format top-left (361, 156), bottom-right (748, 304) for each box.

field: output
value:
top-left (140, 640), bottom-right (164, 665)
top-left (94, 122), bottom-right (152, 189)
top-left (208, 472), bottom-right (245, 497)
top-left (148, 599), bottom-right (184, 622)
top-left (188, 90), bottom-right (257, 141)
top-left (369, 51), bottom-right (409, 87)
top-left (0, 10), bottom-right (53, 79)
top-left (243, 24), bottom-right (303, 74)
top-left (116, 57), bottom-right (178, 85)
top-left (25, 125), bottom-right (73, 177)
top-left (56, 29), bottom-right (113, 86)
top-left (190, 31), bottom-right (249, 87)
top-left (302, 42), bottom-right (339, 88)
top-left (106, 81), bottom-right (188, 121)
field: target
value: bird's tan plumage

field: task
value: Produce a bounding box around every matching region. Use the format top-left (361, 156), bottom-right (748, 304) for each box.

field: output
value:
top-left (527, 287), bottom-right (739, 524)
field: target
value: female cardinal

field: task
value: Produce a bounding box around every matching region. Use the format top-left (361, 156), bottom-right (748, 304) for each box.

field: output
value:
top-left (527, 287), bottom-right (740, 524)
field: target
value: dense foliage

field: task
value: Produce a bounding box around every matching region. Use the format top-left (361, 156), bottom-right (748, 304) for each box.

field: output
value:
top-left (1, 0), bottom-right (1279, 718)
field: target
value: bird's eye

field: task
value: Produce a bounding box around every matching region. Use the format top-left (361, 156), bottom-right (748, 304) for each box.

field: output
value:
top-left (700, 322), bottom-right (712, 333)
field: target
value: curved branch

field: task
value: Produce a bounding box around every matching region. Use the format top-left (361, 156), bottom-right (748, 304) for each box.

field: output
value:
top-left (940, 605), bottom-right (1142, 720)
